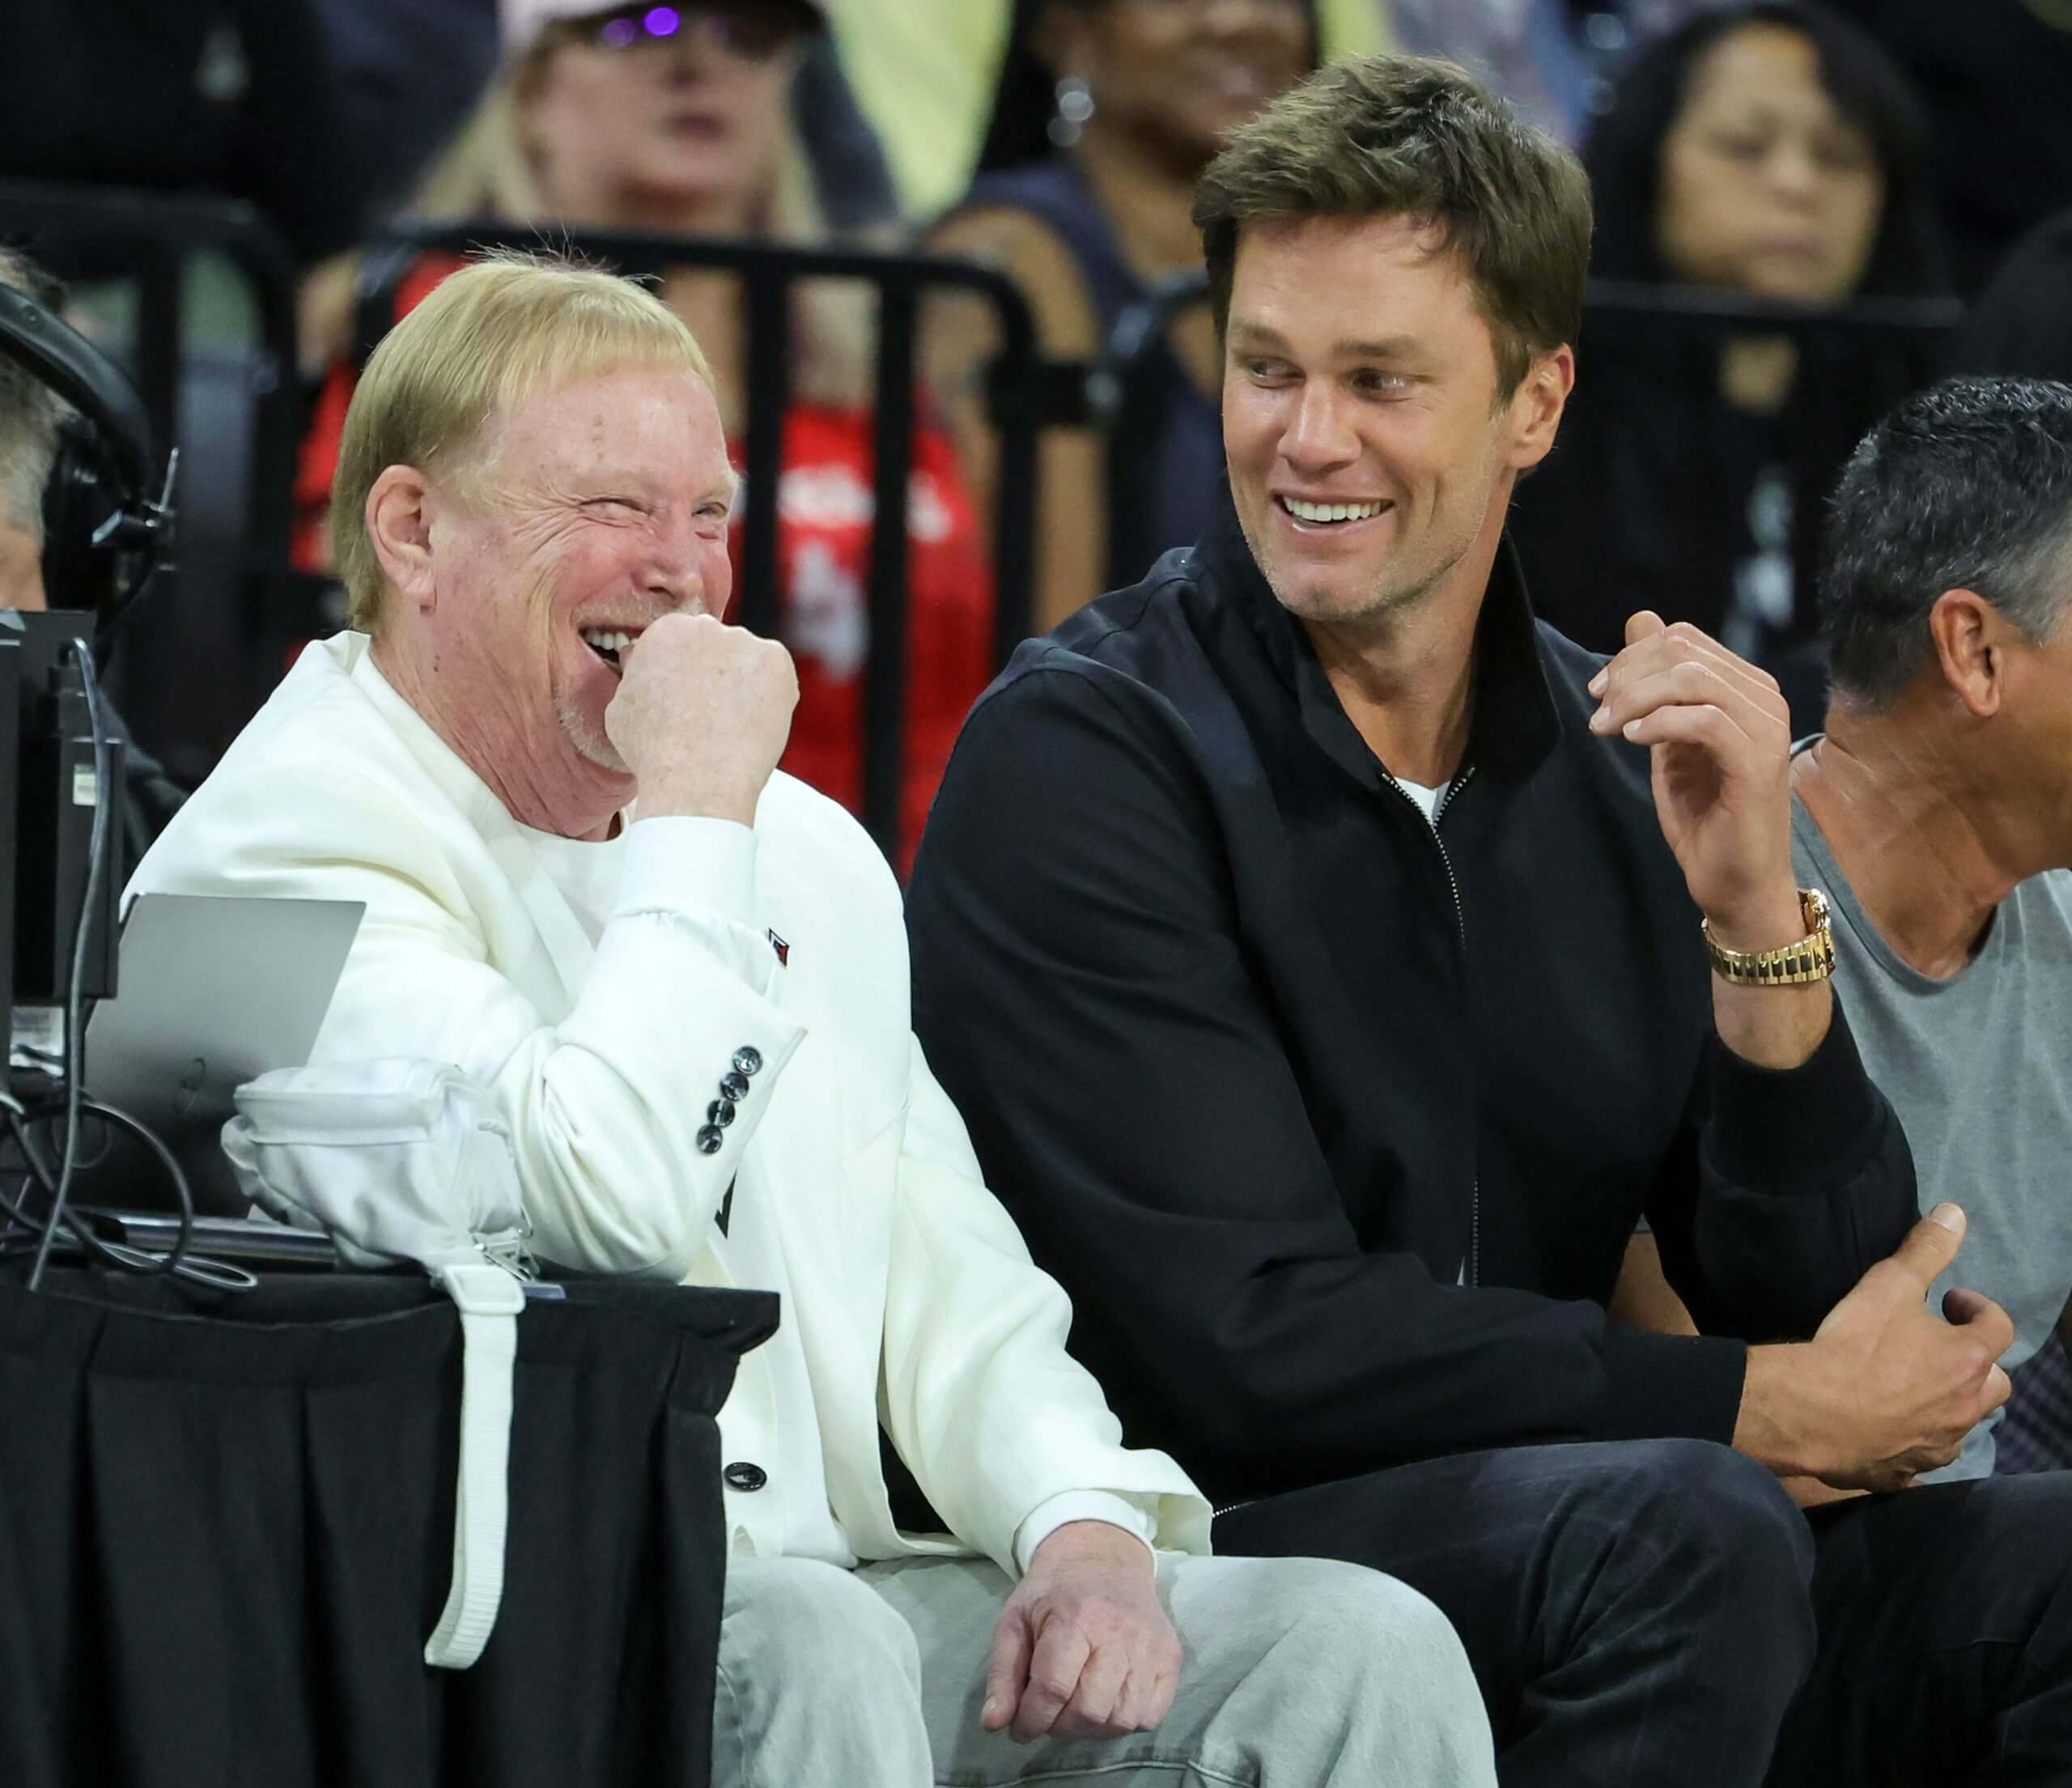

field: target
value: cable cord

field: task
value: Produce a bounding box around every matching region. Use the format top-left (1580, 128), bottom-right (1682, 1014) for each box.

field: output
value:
top-left (2, 1093), bottom-right (255, 1292)
top-left (23, 637), bottom-right (113, 1291)
top-left (0, 641), bottom-right (249, 1294)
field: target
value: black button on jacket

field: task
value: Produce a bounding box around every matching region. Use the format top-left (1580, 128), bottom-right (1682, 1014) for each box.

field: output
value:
top-left (906, 494), bottom-right (1917, 1509)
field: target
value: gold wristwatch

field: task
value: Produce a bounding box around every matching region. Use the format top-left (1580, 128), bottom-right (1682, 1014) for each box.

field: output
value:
top-left (1701, 888), bottom-right (1836, 986)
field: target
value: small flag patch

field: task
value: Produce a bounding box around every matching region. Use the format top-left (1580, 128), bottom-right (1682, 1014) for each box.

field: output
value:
top-left (768, 929), bottom-right (790, 967)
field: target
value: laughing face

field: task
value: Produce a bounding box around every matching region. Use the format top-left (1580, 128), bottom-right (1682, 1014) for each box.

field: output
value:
top-left (397, 363), bottom-right (737, 821)
top-left (1222, 214), bottom-right (1569, 637)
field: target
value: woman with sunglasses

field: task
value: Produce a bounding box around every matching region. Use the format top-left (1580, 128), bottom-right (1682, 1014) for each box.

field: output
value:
top-left (294, 0), bottom-right (991, 874)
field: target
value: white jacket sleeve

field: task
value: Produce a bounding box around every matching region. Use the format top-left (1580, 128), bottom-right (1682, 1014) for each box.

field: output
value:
top-left (877, 1037), bottom-right (1211, 1576)
top-left (132, 766), bottom-right (803, 1280)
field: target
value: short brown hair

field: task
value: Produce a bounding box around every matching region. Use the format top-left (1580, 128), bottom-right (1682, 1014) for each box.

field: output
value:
top-left (333, 249), bottom-right (711, 632)
top-left (1193, 54), bottom-right (1593, 397)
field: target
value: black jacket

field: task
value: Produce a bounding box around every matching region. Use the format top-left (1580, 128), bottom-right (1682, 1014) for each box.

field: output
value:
top-left (906, 494), bottom-right (1917, 1508)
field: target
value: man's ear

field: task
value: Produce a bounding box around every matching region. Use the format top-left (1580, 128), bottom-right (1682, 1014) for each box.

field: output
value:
top-left (366, 465), bottom-right (439, 615)
top-left (1506, 345), bottom-right (1575, 473)
top-left (1927, 588), bottom-right (2007, 718)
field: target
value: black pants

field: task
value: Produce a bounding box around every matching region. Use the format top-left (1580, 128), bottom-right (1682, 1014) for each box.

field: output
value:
top-left (1216, 1441), bottom-right (2072, 1788)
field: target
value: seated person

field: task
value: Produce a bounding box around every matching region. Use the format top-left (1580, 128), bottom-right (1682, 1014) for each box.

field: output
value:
top-left (126, 252), bottom-right (1496, 1788)
top-left (0, 246), bottom-right (182, 864)
top-left (1785, 376), bottom-right (2072, 1480)
top-left (906, 53), bottom-right (2067, 1788)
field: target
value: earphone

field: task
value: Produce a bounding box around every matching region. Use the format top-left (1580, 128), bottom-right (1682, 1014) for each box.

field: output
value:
top-left (0, 278), bottom-right (176, 643)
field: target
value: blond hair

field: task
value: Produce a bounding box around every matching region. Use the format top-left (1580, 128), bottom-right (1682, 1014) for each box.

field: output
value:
top-left (332, 249), bottom-right (711, 631)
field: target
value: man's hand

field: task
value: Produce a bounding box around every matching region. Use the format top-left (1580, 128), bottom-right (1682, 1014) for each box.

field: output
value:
top-left (982, 1521), bottom-right (1181, 1744)
top-left (1588, 613), bottom-right (1801, 953)
top-left (1734, 1204), bottom-right (2015, 1492)
top-left (604, 612), bottom-right (797, 825)
top-left (1589, 612), bottom-right (1828, 1067)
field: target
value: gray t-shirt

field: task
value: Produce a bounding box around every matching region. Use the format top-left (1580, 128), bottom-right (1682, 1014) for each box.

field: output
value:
top-left (1792, 792), bottom-right (2072, 1478)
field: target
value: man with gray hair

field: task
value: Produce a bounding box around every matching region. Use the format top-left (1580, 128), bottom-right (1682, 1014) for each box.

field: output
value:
top-left (1790, 375), bottom-right (2072, 1474)
top-left (0, 244), bottom-right (69, 612)
top-left (129, 250), bottom-right (1496, 1786)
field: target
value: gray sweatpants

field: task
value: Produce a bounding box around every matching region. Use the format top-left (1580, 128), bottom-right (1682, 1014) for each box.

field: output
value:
top-left (713, 1549), bottom-right (1497, 1786)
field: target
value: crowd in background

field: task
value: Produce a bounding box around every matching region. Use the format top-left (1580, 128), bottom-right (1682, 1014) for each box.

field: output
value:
top-left (2, 0), bottom-right (2071, 843)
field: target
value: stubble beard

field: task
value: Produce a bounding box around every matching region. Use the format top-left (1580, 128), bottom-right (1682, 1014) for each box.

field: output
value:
top-left (556, 682), bottom-right (630, 775)
top-left (1240, 506), bottom-right (1463, 638)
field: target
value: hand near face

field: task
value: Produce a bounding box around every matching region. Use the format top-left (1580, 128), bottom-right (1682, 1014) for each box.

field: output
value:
top-left (604, 612), bottom-right (797, 826)
top-left (982, 1522), bottom-right (1181, 1744)
top-left (1587, 613), bottom-right (1802, 949)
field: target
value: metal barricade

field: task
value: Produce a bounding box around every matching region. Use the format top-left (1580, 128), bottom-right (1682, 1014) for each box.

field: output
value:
top-left (355, 223), bottom-right (1069, 867)
top-left (0, 180), bottom-right (308, 782)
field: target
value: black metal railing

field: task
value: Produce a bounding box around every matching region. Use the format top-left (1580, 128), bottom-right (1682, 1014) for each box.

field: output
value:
top-left (357, 223), bottom-right (1068, 865)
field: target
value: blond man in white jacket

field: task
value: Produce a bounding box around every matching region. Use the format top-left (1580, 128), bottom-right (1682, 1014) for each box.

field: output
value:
top-left (130, 253), bottom-right (1491, 1787)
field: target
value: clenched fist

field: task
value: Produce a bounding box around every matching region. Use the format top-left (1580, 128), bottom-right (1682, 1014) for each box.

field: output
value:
top-left (605, 613), bottom-right (797, 826)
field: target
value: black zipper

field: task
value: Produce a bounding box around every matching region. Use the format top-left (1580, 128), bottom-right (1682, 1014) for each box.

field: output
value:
top-left (1382, 763), bottom-right (1480, 1287)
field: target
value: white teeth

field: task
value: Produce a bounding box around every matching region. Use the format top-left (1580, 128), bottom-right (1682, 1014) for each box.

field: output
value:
top-left (580, 628), bottom-right (635, 653)
top-left (1284, 498), bottom-right (1384, 524)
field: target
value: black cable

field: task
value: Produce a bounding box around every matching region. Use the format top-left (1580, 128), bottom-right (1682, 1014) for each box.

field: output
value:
top-left (26, 637), bottom-right (116, 1292)
top-left (2, 1095), bottom-right (253, 1292)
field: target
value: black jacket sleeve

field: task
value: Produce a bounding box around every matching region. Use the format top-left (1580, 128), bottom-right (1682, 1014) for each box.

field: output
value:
top-left (907, 665), bottom-right (1747, 1503)
top-left (1669, 1009), bottom-right (1918, 1341)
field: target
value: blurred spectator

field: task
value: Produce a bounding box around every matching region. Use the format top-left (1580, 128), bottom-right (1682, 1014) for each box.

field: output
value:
top-left (296, 0), bottom-right (991, 873)
top-left (0, 248), bottom-right (66, 615)
top-left (1505, 0), bottom-right (1948, 728)
top-left (1957, 208), bottom-right (2072, 388)
top-left (833, 0), bottom-right (1386, 219)
top-left (928, 0), bottom-right (1319, 631)
top-left (1390, 0), bottom-right (1711, 145)
top-left (0, 248), bottom-right (185, 860)
top-left (1827, 0), bottom-right (2072, 299)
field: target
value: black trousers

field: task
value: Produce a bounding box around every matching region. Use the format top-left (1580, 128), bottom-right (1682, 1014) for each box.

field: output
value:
top-left (1216, 1441), bottom-right (2072, 1788)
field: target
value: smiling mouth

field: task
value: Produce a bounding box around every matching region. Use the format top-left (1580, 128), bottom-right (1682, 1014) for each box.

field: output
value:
top-left (580, 626), bottom-right (642, 672)
top-left (1277, 496), bottom-right (1390, 526)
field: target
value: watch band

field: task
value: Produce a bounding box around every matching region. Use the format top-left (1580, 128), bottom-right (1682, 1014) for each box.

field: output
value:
top-left (1702, 887), bottom-right (1836, 986)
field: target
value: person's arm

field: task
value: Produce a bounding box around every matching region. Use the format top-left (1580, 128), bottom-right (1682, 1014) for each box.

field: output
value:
top-left (923, 206), bottom-right (1110, 634)
top-left (1595, 614), bottom-right (2009, 1489)
top-left (1589, 612), bottom-right (1919, 1332)
top-left (135, 772), bottom-right (803, 1279)
top-left (907, 665), bottom-right (1749, 1496)
top-left (877, 1035), bottom-right (1209, 1573)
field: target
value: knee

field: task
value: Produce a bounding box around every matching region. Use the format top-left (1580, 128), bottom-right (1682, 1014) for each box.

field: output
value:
top-left (723, 1557), bottom-right (922, 1705)
top-left (1603, 1439), bottom-right (1814, 1612)
top-left (1280, 1561), bottom-right (1482, 1702)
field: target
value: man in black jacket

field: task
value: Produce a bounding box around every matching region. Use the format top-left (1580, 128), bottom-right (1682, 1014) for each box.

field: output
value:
top-left (907, 54), bottom-right (2066, 1788)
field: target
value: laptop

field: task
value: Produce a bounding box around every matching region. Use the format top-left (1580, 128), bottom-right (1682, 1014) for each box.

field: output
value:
top-left (80, 893), bottom-right (365, 1213)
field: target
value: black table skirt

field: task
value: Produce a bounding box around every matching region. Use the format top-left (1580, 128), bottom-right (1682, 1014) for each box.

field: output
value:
top-left (0, 1267), bottom-right (775, 1788)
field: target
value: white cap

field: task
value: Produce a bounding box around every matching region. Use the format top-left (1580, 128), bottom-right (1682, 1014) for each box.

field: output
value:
top-left (499, 0), bottom-right (830, 56)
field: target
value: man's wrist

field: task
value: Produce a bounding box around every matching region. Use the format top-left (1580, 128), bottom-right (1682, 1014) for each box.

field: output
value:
top-left (1704, 881), bottom-right (1812, 957)
top-left (1026, 1518), bottom-right (1158, 1579)
top-left (1733, 1341), bottom-right (1838, 1478)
